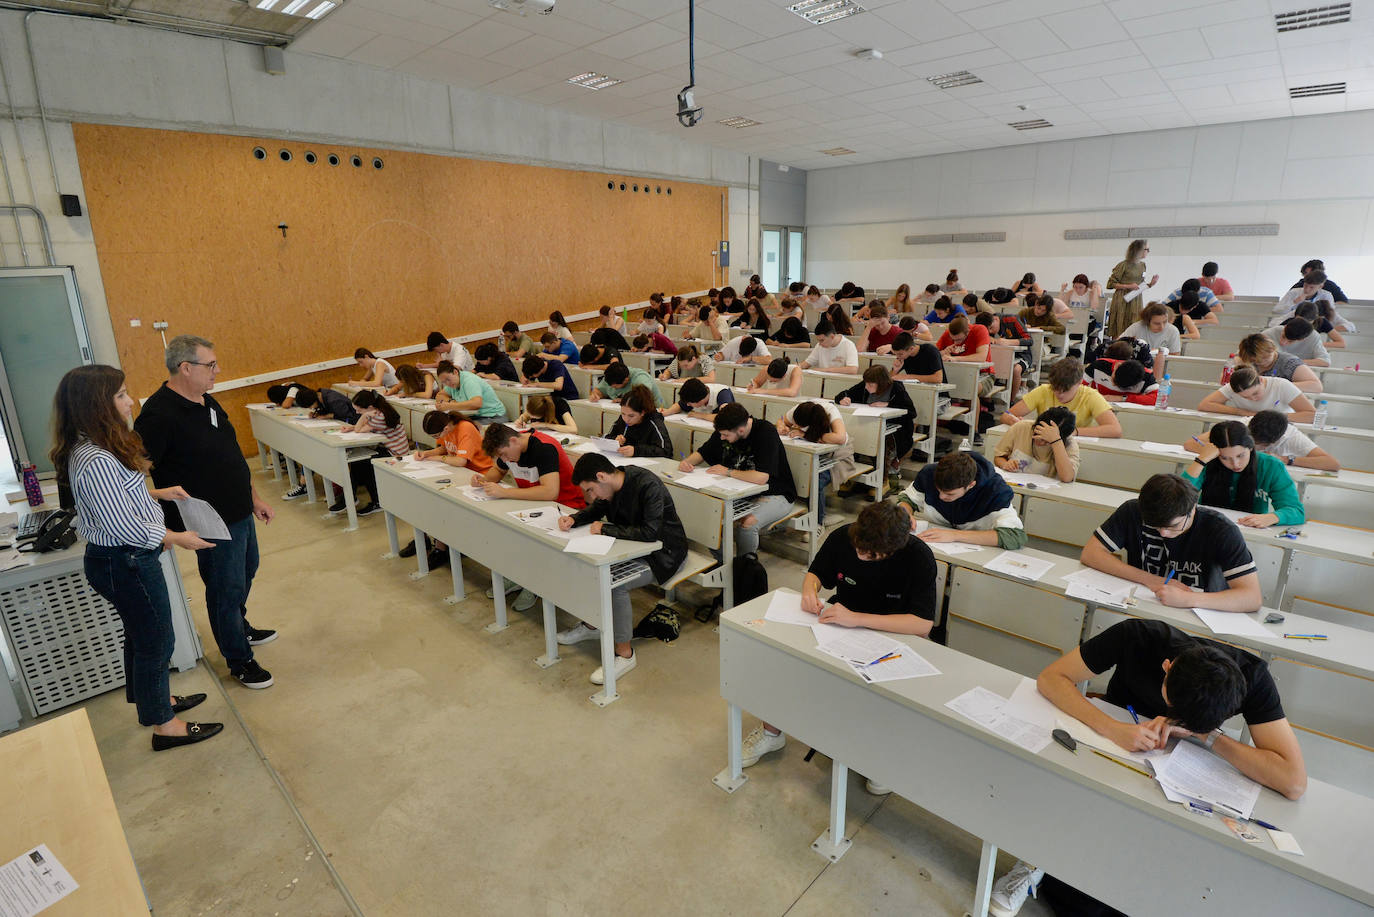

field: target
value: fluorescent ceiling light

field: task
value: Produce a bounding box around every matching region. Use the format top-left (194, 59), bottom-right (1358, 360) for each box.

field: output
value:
top-left (255, 0), bottom-right (282, 8)
top-left (788, 0), bottom-right (865, 25)
top-left (306, 1), bottom-right (336, 18)
top-left (928, 71), bottom-right (982, 89)
top-left (819, 147), bottom-right (856, 156)
top-left (568, 71), bottom-right (622, 90)
top-left (1274, 3), bottom-right (1350, 32)
top-left (718, 116), bottom-right (761, 128)
top-left (281, 0), bottom-right (313, 13)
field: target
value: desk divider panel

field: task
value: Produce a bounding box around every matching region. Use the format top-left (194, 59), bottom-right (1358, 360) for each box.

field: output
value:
top-left (945, 567), bottom-right (1084, 680)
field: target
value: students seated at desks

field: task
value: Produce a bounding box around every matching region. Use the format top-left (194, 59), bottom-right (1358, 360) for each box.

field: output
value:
top-left (731, 300), bottom-right (771, 335)
top-left (786, 281), bottom-right (807, 303)
top-left (823, 302), bottom-right (855, 336)
top-left (1273, 269), bottom-right (1335, 321)
top-left (743, 279), bottom-right (779, 314)
top-left (833, 281), bottom-right (866, 305)
top-left (606, 385), bottom-right (673, 458)
top-left (421, 332), bottom-right (475, 373)
top-left (963, 291), bottom-right (991, 316)
top-left (938, 315), bottom-right (999, 401)
top-left (266, 384), bottom-right (344, 500)
top-left (1165, 279), bottom-right (1219, 324)
top-left (402, 411), bottom-right (495, 566)
top-left (636, 307), bottom-right (663, 337)
top-left (1247, 410), bottom-right (1340, 471)
top-left (896, 312), bottom-right (934, 342)
top-left (500, 321), bottom-right (539, 360)
top-left (385, 364), bottom-right (437, 399)
top-left (553, 453), bottom-right (689, 685)
top-left (990, 618), bottom-right (1307, 916)
top-left (1235, 333), bottom-right (1321, 393)
top-left (689, 304), bottom-right (728, 341)
top-left (896, 452), bottom-right (1027, 548)
top-left (857, 303), bottom-right (902, 353)
top-left (659, 344), bottom-right (715, 381)
top-left (768, 316), bottom-right (810, 346)
top-left (924, 295), bottom-right (963, 325)
top-left (1001, 357), bottom-right (1122, 437)
top-left (547, 311), bottom-right (575, 342)
top-left (941, 269), bottom-right (964, 295)
top-left (352, 348), bottom-right (397, 388)
top-left (678, 403), bottom-right (798, 555)
top-left (719, 333), bottom-right (772, 365)
top-left (631, 332), bottom-right (679, 358)
top-left (774, 297), bottom-right (804, 322)
top-left (778, 401), bottom-right (853, 521)
top-left (537, 331), bottom-right (580, 365)
top-left (1018, 294), bottom-right (1066, 334)
top-left (804, 285), bottom-right (832, 310)
top-left (330, 390), bottom-right (409, 516)
top-left (718, 286), bottom-right (744, 314)
top-left (740, 502), bottom-right (939, 775)
top-left (434, 360), bottom-right (509, 424)
top-left (1123, 302), bottom-right (1191, 355)
top-left (838, 365), bottom-right (918, 475)
top-left (1179, 421), bottom-right (1305, 528)
top-left (994, 407), bottom-right (1080, 483)
top-left (472, 343), bottom-right (519, 383)
top-left (852, 298), bottom-right (881, 322)
top-left (746, 359), bottom-right (803, 397)
top-left (589, 361), bottom-right (666, 406)
top-left (1199, 261), bottom-right (1234, 301)
top-left (1087, 352), bottom-right (1158, 405)
top-left (672, 296), bottom-right (697, 325)
top-left (517, 393), bottom-right (577, 434)
top-left (889, 332), bottom-right (944, 384)
top-left (1288, 301), bottom-right (1346, 348)
top-left (591, 324), bottom-right (631, 352)
top-left (1165, 291), bottom-right (1206, 339)
top-left (913, 283), bottom-right (942, 307)
top-left (598, 304), bottom-right (626, 333)
top-left (1083, 473), bottom-right (1261, 611)
top-left (1263, 317), bottom-right (1330, 367)
top-left (1198, 365), bottom-right (1316, 423)
top-left (578, 341), bottom-right (620, 367)
top-left (885, 283), bottom-right (916, 314)
top-left (1060, 273), bottom-right (1102, 310)
top-left (666, 296), bottom-right (687, 324)
top-left (664, 377), bottom-right (736, 419)
top-left (975, 313), bottom-right (1028, 400)
top-left (799, 320), bottom-right (860, 374)
top-left (1010, 272), bottom-right (1042, 300)
top-left (266, 381), bottom-right (316, 411)
top-left (521, 355), bottom-right (579, 400)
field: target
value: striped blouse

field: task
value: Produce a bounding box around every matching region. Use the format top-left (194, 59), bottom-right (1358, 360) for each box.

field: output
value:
top-left (69, 439), bottom-right (165, 549)
top-left (365, 412), bottom-right (410, 456)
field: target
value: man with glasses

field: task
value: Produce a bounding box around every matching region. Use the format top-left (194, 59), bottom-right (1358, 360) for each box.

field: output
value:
top-left (134, 335), bottom-right (276, 689)
top-left (1080, 473), bottom-right (1261, 612)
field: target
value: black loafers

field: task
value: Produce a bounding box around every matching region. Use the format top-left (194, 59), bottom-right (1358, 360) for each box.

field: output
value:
top-left (151, 721), bottom-right (224, 751)
top-left (170, 693), bottom-right (207, 714)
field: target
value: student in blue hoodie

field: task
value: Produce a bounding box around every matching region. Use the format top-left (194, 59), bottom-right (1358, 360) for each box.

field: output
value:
top-left (896, 451), bottom-right (1027, 548)
top-left (537, 331), bottom-right (580, 365)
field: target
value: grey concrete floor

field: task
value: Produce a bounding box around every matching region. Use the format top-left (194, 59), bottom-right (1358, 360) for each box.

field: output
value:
top-left (79, 466), bottom-right (1054, 917)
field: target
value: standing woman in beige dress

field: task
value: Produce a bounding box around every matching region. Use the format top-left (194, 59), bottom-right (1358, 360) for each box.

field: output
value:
top-left (1105, 239), bottom-right (1159, 339)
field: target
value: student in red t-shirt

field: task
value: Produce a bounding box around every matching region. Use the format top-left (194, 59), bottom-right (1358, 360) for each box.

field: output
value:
top-left (857, 303), bottom-right (903, 353)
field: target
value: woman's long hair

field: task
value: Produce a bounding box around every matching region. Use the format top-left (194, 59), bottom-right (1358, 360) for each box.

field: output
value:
top-left (352, 389), bottom-right (401, 428)
top-left (51, 365), bottom-right (150, 485)
top-left (1200, 421), bottom-right (1258, 513)
top-left (791, 401), bottom-right (833, 443)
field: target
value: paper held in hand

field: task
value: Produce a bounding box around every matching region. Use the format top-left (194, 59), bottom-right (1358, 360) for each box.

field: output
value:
top-left (176, 496), bottom-right (230, 540)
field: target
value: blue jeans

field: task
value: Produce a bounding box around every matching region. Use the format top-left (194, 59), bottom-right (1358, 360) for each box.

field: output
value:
top-left (195, 514), bottom-right (258, 669)
top-left (816, 469), bottom-right (832, 525)
top-left (84, 544), bottom-right (175, 726)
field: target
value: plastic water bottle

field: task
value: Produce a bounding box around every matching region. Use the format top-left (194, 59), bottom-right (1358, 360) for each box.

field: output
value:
top-left (1157, 374), bottom-right (1172, 410)
top-left (1220, 353), bottom-right (1237, 385)
top-left (1313, 400), bottom-right (1328, 430)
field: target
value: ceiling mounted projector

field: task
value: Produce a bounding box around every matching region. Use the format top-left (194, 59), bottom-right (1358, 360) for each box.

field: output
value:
top-left (489, 0), bottom-right (554, 14)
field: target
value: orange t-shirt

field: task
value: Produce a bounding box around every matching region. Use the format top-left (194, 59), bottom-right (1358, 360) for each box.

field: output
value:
top-left (437, 420), bottom-right (493, 474)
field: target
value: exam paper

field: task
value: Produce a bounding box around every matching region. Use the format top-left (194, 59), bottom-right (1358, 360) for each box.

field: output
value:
top-left (609, 456), bottom-right (658, 468)
top-left (923, 542), bottom-right (983, 555)
top-left (1191, 608), bottom-right (1274, 638)
top-left (763, 590), bottom-right (816, 627)
top-left (667, 471), bottom-right (718, 490)
top-left (1153, 740), bottom-right (1260, 820)
top-left (1053, 697), bottom-right (1167, 766)
top-left (984, 551), bottom-right (1056, 582)
top-left (1140, 441), bottom-right (1191, 455)
top-left (945, 686), bottom-right (1052, 754)
top-left (177, 496), bottom-right (230, 540)
top-left (0, 844), bottom-right (79, 917)
top-left (997, 470), bottom-right (1062, 489)
top-left (849, 649), bottom-right (941, 683)
top-left (327, 431), bottom-right (376, 443)
top-left (564, 534), bottom-right (615, 555)
top-left (455, 484), bottom-right (497, 502)
top-left (1003, 676), bottom-right (1059, 729)
top-left (850, 405), bottom-right (887, 416)
top-left (678, 416), bottom-right (716, 430)
top-left (290, 417), bottom-right (338, 428)
top-left (1062, 569), bottom-right (1138, 606)
top-left (1123, 287), bottom-right (1144, 303)
top-left (812, 625), bottom-right (904, 665)
top-left (590, 437), bottom-right (621, 454)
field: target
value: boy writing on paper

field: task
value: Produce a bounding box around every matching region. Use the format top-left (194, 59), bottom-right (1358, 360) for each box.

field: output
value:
top-left (988, 618), bottom-right (1306, 917)
top-left (895, 452), bottom-right (1027, 548)
top-left (739, 502), bottom-right (939, 793)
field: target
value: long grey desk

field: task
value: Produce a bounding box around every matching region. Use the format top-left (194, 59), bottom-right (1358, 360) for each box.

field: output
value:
top-left (372, 459), bottom-right (658, 706)
top-left (715, 591), bottom-right (1374, 916)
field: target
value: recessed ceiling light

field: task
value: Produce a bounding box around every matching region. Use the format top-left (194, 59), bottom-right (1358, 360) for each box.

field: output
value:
top-left (281, 0), bottom-right (313, 14)
top-left (1008, 119), bottom-right (1052, 130)
top-left (305, 1), bottom-right (337, 18)
top-left (928, 70), bottom-right (982, 90)
top-left (254, 0), bottom-right (282, 8)
top-left (1274, 3), bottom-right (1350, 32)
top-left (568, 71), bottom-right (622, 90)
top-left (819, 147), bottom-right (857, 156)
top-left (1289, 81), bottom-right (1346, 98)
top-left (788, 0), bottom-right (866, 25)
top-left (718, 116), bottom-right (762, 129)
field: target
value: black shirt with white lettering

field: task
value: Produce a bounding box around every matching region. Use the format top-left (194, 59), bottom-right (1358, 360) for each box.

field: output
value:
top-left (901, 343), bottom-right (944, 377)
top-left (808, 526), bottom-right (937, 619)
top-left (697, 418), bottom-right (797, 501)
top-left (134, 383), bottom-right (253, 527)
top-left (1093, 501), bottom-right (1255, 593)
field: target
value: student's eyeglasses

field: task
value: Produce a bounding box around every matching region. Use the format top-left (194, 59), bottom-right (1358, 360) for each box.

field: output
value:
top-left (183, 360), bottom-right (218, 371)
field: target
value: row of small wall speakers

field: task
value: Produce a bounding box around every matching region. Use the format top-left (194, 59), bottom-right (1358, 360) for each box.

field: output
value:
top-left (252, 146), bottom-right (383, 169)
top-left (608, 180), bottom-right (671, 195)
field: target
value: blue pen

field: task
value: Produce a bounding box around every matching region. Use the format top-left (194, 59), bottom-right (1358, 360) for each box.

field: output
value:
top-left (1162, 567), bottom-right (1176, 587)
top-left (1252, 818), bottom-right (1281, 831)
top-left (1127, 705), bottom-right (1140, 724)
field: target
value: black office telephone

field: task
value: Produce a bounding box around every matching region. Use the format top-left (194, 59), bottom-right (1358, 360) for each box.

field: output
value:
top-left (17, 509), bottom-right (78, 554)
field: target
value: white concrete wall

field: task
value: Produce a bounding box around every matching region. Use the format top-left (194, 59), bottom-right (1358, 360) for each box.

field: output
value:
top-left (805, 112), bottom-right (1374, 298)
top-left (0, 9), bottom-right (754, 364)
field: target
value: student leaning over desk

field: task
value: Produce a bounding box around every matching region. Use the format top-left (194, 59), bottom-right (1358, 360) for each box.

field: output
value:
top-left (896, 452), bottom-right (1027, 548)
top-left (1180, 421), bottom-right (1305, 529)
top-left (993, 406), bottom-right (1079, 484)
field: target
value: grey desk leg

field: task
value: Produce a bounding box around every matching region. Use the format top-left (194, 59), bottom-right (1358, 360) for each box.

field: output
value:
top-left (445, 547), bottom-right (465, 605)
top-left (382, 512), bottom-right (399, 559)
top-left (723, 501), bottom-right (737, 610)
top-left (286, 460), bottom-right (300, 489)
top-left (303, 468), bottom-right (318, 504)
top-left (713, 702), bottom-right (748, 792)
top-left (535, 596), bottom-right (561, 669)
top-left (256, 442), bottom-right (269, 473)
top-left (590, 573), bottom-right (618, 707)
top-left (872, 428), bottom-right (888, 503)
top-left (1273, 547), bottom-right (1293, 610)
top-left (486, 572), bottom-right (510, 633)
top-left (268, 447), bottom-right (282, 481)
top-left (410, 525), bottom-right (429, 579)
top-left (973, 839), bottom-right (997, 917)
top-left (343, 486), bottom-right (359, 532)
top-left (812, 760), bottom-right (853, 862)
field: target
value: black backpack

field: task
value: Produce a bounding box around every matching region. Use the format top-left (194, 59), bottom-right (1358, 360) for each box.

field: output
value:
top-left (696, 552), bottom-right (770, 622)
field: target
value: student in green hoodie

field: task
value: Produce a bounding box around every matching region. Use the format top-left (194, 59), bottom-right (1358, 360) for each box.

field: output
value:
top-left (1181, 421), bottom-right (1305, 529)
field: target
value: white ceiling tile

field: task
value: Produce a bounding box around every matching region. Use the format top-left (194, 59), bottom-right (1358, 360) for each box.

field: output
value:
top-left (961, 0), bottom-right (1100, 29)
top-left (348, 34), bottom-right (433, 69)
top-left (873, 0), bottom-right (975, 42)
top-left (670, 9), bottom-right (765, 50)
top-left (404, 47), bottom-right (516, 86)
top-left (1108, 0), bottom-right (1210, 21)
top-left (1226, 77), bottom-right (1287, 103)
top-left (973, 61), bottom-right (1048, 91)
top-left (335, 4), bottom-right (457, 43)
top-left (608, 0), bottom-right (685, 17)
top-left (290, 22), bottom-right (375, 58)
top-left (1053, 77), bottom-right (1119, 103)
top-left (485, 33), bottom-right (574, 64)
top-left (1134, 30), bottom-right (1214, 66)
top-left (585, 21), bottom-right (683, 59)
top-left (981, 20), bottom-right (1069, 58)
top-left (1172, 85), bottom-right (1233, 107)
top-left (481, 69), bottom-right (561, 96)
top-left (1200, 16), bottom-right (1278, 58)
top-left (1101, 68), bottom-right (1169, 96)
top-left (1024, 39), bottom-right (1137, 73)
top-left (697, 0), bottom-right (811, 39)
top-left (438, 18), bottom-right (532, 56)
top-left (352, 0), bottom-right (483, 34)
top-left (1041, 5), bottom-right (1131, 45)
top-left (1122, 0), bottom-right (1269, 38)
top-left (1035, 53), bottom-right (1151, 83)
top-left (738, 28), bottom-right (838, 62)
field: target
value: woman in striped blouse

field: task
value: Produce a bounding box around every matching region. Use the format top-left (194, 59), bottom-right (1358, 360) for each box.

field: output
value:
top-left (51, 365), bottom-right (222, 751)
top-left (330, 389), bottom-right (409, 516)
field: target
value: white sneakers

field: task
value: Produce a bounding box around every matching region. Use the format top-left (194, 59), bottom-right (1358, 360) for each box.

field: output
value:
top-left (989, 861), bottom-right (1045, 917)
top-left (864, 778), bottom-right (892, 796)
top-left (512, 588), bottom-right (539, 612)
top-left (741, 726), bottom-right (786, 767)
top-left (485, 580), bottom-right (521, 600)
top-left (590, 651), bottom-right (636, 685)
top-left (556, 623), bottom-right (599, 645)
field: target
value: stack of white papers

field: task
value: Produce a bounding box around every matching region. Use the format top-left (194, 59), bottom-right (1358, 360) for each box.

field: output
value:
top-left (762, 590), bottom-right (815, 626)
top-left (454, 484), bottom-right (497, 502)
top-left (924, 542), bottom-right (983, 555)
top-left (1153, 740), bottom-right (1261, 820)
top-left (590, 437), bottom-right (622, 453)
top-left (1191, 608), bottom-right (1274, 638)
top-left (945, 686), bottom-right (1052, 753)
top-left (290, 417), bottom-right (338, 428)
top-left (997, 470), bottom-right (1062, 489)
top-left (850, 405), bottom-right (887, 416)
top-left (984, 551), bottom-right (1056, 582)
top-left (811, 621), bottom-right (941, 684)
top-left (326, 431), bottom-right (375, 442)
top-left (1141, 441), bottom-right (1191, 455)
top-left (1061, 568), bottom-right (1138, 607)
top-left (609, 455), bottom-right (658, 467)
top-left (677, 416), bottom-right (716, 430)
top-left (564, 533), bottom-right (615, 555)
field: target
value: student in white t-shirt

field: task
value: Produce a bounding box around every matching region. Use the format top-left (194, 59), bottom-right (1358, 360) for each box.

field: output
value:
top-left (1198, 366), bottom-right (1316, 423)
top-left (353, 348), bottom-right (398, 388)
top-left (799, 319), bottom-right (859, 374)
top-left (1121, 302), bottom-right (1184, 353)
top-left (1246, 410), bottom-right (1340, 471)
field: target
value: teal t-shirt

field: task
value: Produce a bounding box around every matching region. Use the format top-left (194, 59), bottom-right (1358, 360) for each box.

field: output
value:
top-left (1181, 450), bottom-right (1305, 526)
top-left (444, 372), bottom-right (505, 419)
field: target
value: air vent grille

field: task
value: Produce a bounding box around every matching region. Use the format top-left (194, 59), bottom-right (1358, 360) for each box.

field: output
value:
top-left (1290, 82), bottom-right (1346, 98)
top-left (1274, 3), bottom-right (1350, 32)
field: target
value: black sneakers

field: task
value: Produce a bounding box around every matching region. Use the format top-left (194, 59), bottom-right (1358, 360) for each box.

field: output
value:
top-left (399, 539), bottom-right (418, 558)
top-left (232, 660), bottom-right (274, 689)
top-left (245, 624), bottom-right (277, 646)
top-left (425, 547), bottom-right (450, 569)
top-left (356, 502), bottom-right (381, 517)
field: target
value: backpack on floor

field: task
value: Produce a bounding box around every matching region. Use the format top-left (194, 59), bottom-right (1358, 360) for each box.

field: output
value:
top-left (695, 552), bottom-right (770, 623)
top-left (633, 604), bottom-right (681, 643)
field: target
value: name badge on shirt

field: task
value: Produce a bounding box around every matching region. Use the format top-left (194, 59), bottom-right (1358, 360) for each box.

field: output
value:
top-left (210, 407), bottom-right (218, 428)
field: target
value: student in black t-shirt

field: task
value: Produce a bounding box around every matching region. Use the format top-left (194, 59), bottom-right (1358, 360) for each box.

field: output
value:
top-left (1083, 473), bottom-right (1261, 611)
top-left (679, 403), bottom-right (796, 556)
top-left (740, 502), bottom-right (939, 778)
top-left (990, 618), bottom-right (1306, 915)
top-left (888, 331), bottom-right (944, 383)
top-left (472, 343), bottom-right (519, 383)
top-left (837, 364), bottom-right (917, 471)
